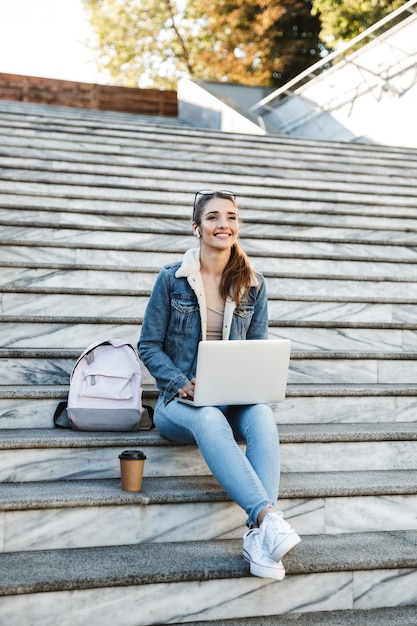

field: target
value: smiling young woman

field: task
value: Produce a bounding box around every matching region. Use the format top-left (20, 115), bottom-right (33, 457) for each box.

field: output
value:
top-left (138, 189), bottom-right (300, 580)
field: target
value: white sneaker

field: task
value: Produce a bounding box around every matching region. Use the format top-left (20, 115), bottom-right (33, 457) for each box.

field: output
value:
top-left (243, 529), bottom-right (286, 580)
top-left (259, 511), bottom-right (301, 562)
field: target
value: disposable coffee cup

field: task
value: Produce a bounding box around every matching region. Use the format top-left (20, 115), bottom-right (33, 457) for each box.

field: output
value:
top-left (119, 449), bottom-right (147, 492)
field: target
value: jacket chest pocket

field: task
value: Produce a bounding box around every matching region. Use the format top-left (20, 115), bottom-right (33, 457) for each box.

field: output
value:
top-left (171, 297), bottom-right (200, 331)
top-left (233, 304), bottom-right (254, 336)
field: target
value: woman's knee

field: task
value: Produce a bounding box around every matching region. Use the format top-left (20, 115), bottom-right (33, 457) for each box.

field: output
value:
top-left (194, 406), bottom-right (232, 437)
top-left (240, 404), bottom-right (278, 441)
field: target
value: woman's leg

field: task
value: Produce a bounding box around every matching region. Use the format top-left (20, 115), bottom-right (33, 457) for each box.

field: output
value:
top-left (224, 403), bottom-right (280, 508)
top-left (154, 397), bottom-right (275, 526)
top-left (225, 405), bottom-right (301, 564)
top-left (155, 397), bottom-right (300, 578)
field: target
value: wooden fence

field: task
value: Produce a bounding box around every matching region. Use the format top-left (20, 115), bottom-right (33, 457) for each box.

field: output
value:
top-left (0, 73), bottom-right (177, 116)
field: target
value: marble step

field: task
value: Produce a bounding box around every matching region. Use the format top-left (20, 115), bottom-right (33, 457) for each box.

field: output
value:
top-left (269, 324), bottom-right (417, 352)
top-left (12, 127), bottom-right (402, 180)
top-left (0, 471), bottom-right (416, 551)
top-left (0, 128), bottom-right (415, 207)
top-left (159, 607), bottom-right (417, 626)
top-left (0, 120), bottom-right (410, 208)
top-left (0, 532), bottom-right (415, 624)
top-left (3, 317), bottom-right (417, 352)
top-left (4, 234), bottom-right (417, 266)
top-left (0, 106), bottom-right (410, 160)
top-left (0, 264), bottom-right (160, 291)
top-left (4, 285), bottom-right (417, 322)
top-left (5, 288), bottom-right (417, 320)
top-left (1, 383), bottom-right (417, 429)
top-left (0, 289), bottom-right (150, 317)
top-left (5, 211), bottom-right (417, 255)
top-left (0, 204), bottom-right (417, 243)
top-left (4, 253), bottom-right (417, 283)
top-left (3, 188), bottom-right (417, 224)
top-left (0, 318), bottom-right (143, 349)
top-left (2, 139), bottom-right (417, 190)
top-left (1, 101), bottom-right (417, 167)
top-left (0, 110), bottom-right (406, 161)
top-left (5, 275), bottom-right (417, 308)
top-left (3, 205), bottom-right (417, 247)
top-left (2, 155), bottom-right (417, 202)
top-left (0, 424), bottom-right (416, 481)
top-left (1, 347), bottom-right (417, 385)
top-left (1, 170), bottom-right (416, 213)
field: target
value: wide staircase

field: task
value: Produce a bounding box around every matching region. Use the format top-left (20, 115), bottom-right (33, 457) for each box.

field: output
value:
top-left (0, 98), bottom-right (416, 625)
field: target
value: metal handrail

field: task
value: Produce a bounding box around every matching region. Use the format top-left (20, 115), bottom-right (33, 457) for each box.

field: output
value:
top-left (249, 0), bottom-right (417, 112)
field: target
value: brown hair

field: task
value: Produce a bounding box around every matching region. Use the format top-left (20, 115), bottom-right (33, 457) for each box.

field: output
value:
top-left (193, 191), bottom-right (255, 307)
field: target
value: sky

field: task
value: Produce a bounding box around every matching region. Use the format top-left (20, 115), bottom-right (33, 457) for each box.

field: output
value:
top-left (0, 0), bottom-right (108, 84)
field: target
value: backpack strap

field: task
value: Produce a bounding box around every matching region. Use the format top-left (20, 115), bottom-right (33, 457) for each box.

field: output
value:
top-left (139, 404), bottom-right (155, 430)
top-left (53, 401), bottom-right (70, 428)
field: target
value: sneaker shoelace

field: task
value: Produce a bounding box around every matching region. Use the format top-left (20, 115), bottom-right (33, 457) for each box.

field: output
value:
top-left (259, 512), bottom-right (289, 546)
top-left (247, 530), bottom-right (264, 558)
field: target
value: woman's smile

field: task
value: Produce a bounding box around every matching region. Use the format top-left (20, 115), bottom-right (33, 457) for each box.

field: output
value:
top-left (214, 231), bottom-right (232, 238)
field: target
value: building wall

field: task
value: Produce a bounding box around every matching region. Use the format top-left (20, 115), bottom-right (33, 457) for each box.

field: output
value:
top-left (0, 72), bottom-right (177, 117)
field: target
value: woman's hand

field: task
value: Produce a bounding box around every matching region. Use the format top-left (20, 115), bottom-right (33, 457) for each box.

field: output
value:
top-left (178, 378), bottom-right (196, 399)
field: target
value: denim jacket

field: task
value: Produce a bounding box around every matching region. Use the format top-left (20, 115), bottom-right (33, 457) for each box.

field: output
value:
top-left (138, 248), bottom-right (268, 403)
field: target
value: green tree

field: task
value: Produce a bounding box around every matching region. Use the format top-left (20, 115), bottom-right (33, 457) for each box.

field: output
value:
top-left (189, 0), bottom-right (322, 86)
top-left (312, 0), bottom-right (405, 47)
top-left (83, 0), bottom-right (322, 88)
top-left (82, 0), bottom-right (196, 88)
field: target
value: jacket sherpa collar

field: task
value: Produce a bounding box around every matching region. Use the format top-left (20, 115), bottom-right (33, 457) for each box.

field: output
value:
top-left (175, 248), bottom-right (257, 340)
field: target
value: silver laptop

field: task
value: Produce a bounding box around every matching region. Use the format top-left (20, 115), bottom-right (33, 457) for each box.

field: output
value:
top-left (178, 339), bottom-right (291, 407)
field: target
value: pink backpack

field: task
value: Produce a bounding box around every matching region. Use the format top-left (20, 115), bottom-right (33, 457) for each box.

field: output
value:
top-left (54, 339), bottom-right (154, 431)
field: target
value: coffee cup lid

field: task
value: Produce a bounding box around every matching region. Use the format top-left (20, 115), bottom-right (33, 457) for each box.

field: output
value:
top-left (119, 449), bottom-right (147, 460)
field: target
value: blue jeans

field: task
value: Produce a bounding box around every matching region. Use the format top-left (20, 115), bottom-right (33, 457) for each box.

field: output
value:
top-left (154, 396), bottom-right (280, 527)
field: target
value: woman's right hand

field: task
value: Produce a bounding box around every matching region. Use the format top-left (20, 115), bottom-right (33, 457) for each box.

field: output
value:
top-left (178, 378), bottom-right (196, 399)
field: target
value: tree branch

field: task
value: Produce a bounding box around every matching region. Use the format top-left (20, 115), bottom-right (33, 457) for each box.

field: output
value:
top-left (164, 0), bottom-right (195, 76)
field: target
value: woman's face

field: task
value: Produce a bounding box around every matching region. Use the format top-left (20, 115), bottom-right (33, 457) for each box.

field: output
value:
top-left (196, 197), bottom-right (239, 250)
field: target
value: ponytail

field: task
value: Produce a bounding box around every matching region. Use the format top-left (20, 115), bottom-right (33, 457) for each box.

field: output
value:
top-left (220, 241), bottom-right (255, 307)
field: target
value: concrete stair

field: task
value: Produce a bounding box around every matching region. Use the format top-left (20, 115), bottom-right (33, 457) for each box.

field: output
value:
top-left (0, 99), bottom-right (416, 624)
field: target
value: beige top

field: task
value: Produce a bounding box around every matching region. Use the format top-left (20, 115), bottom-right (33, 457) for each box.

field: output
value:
top-left (206, 306), bottom-right (224, 341)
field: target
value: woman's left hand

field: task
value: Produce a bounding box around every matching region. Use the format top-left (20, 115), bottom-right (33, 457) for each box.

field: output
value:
top-left (178, 378), bottom-right (196, 399)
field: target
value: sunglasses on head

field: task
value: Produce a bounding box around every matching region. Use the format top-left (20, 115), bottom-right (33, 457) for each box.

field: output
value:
top-left (193, 189), bottom-right (237, 219)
